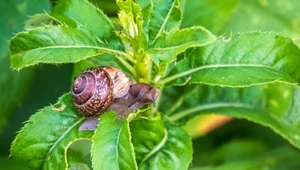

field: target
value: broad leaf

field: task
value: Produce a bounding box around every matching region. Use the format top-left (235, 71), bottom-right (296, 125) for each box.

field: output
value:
top-left (10, 93), bottom-right (93, 169)
top-left (53, 0), bottom-right (121, 47)
top-left (159, 32), bottom-right (300, 87)
top-left (180, 0), bottom-right (238, 33)
top-left (181, 0), bottom-right (300, 46)
top-left (92, 111), bottom-right (138, 170)
top-left (130, 117), bottom-right (165, 165)
top-left (136, 120), bottom-right (193, 170)
top-left (9, 26), bottom-right (129, 70)
top-left (162, 83), bottom-right (300, 149)
top-left (0, 0), bottom-right (50, 131)
top-left (147, 26), bottom-right (216, 64)
top-left (148, 0), bottom-right (182, 44)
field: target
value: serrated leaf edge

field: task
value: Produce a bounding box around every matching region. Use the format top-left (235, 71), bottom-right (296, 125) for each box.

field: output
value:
top-left (65, 138), bottom-right (92, 170)
top-left (150, 26), bottom-right (217, 50)
top-left (159, 64), bottom-right (299, 87)
top-left (151, 0), bottom-right (182, 44)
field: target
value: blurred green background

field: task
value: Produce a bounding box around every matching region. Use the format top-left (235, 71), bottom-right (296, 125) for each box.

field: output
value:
top-left (1, 0), bottom-right (300, 169)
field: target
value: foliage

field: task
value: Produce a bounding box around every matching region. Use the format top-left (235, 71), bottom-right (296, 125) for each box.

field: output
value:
top-left (1, 0), bottom-right (300, 169)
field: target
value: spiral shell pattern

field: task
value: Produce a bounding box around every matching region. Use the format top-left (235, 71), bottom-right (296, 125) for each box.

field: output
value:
top-left (72, 68), bottom-right (113, 117)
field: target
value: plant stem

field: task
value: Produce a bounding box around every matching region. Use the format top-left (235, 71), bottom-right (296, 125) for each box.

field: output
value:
top-left (117, 57), bottom-right (138, 80)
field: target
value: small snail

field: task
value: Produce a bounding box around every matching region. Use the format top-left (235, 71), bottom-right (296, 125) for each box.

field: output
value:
top-left (71, 67), bottom-right (159, 130)
top-left (72, 67), bottom-right (131, 117)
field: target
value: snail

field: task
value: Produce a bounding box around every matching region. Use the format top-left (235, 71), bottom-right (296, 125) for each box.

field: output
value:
top-left (71, 67), bottom-right (159, 130)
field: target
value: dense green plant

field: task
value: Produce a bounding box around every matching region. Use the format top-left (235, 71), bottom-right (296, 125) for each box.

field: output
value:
top-left (3, 0), bottom-right (300, 169)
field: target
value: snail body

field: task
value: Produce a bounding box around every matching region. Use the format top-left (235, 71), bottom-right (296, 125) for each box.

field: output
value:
top-left (72, 67), bottom-right (131, 117)
top-left (72, 66), bottom-right (159, 131)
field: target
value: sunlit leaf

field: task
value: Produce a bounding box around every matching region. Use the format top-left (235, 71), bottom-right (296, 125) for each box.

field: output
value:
top-left (91, 111), bottom-right (138, 170)
top-left (148, 26), bottom-right (216, 64)
top-left (160, 32), bottom-right (300, 87)
top-left (9, 26), bottom-right (129, 70)
top-left (10, 93), bottom-right (92, 169)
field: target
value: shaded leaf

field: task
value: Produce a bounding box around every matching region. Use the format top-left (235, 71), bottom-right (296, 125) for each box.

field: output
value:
top-left (160, 32), bottom-right (300, 87)
top-left (190, 140), bottom-right (300, 170)
top-left (181, 0), bottom-right (300, 46)
top-left (0, 0), bottom-right (50, 131)
top-left (67, 140), bottom-right (92, 169)
top-left (24, 14), bottom-right (54, 30)
top-left (9, 26), bottom-right (129, 70)
top-left (10, 93), bottom-right (92, 170)
top-left (71, 54), bottom-right (131, 79)
top-left (163, 83), bottom-right (300, 149)
top-left (138, 121), bottom-right (193, 170)
top-left (181, 0), bottom-right (238, 33)
top-left (92, 111), bottom-right (137, 170)
top-left (0, 157), bottom-right (30, 170)
top-left (130, 117), bottom-right (165, 165)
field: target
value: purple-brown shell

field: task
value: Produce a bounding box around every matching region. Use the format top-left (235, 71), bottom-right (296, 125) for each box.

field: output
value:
top-left (71, 67), bottom-right (131, 117)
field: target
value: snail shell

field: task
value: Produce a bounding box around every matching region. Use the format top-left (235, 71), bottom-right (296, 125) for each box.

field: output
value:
top-left (72, 67), bottom-right (131, 117)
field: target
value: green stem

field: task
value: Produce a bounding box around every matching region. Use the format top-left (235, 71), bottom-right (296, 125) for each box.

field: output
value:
top-left (117, 57), bottom-right (138, 80)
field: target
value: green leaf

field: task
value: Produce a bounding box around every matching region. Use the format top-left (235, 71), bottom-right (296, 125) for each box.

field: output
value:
top-left (129, 117), bottom-right (165, 165)
top-left (52, 0), bottom-right (121, 47)
top-left (139, 123), bottom-right (192, 170)
top-left (67, 140), bottom-right (92, 169)
top-left (159, 32), bottom-right (300, 87)
top-left (221, 0), bottom-right (300, 46)
top-left (24, 14), bottom-right (53, 30)
top-left (10, 93), bottom-right (93, 170)
top-left (116, 0), bottom-right (147, 50)
top-left (163, 83), bottom-right (300, 149)
top-left (69, 163), bottom-right (90, 170)
top-left (181, 0), bottom-right (300, 47)
top-left (190, 140), bottom-right (300, 170)
top-left (181, 0), bottom-right (238, 33)
top-left (91, 111), bottom-right (138, 170)
top-left (71, 54), bottom-right (129, 79)
top-left (9, 25), bottom-right (129, 70)
top-left (0, 157), bottom-right (30, 170)
top-left (24, 13), bottom-right (79, 30)
top-left (148, 0), bottom-right (182, 45)
top-left (0, 0), bottom-right (50, 131)
top-left (147, 26), bottom-right (216, 64)
top-left (0, 55), bottom-right (34, 131)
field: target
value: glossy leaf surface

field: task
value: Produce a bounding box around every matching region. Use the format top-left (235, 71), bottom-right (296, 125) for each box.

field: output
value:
top-left (135, 120), bottom-right (192, 170)
top-left (148, 27), bottom-right (216, 64)
top-left (160, 32), bottom-right (300, 87)
top-left (148, 0), bottom-right (181, 44)
top-left (161, 83), bottom-right (300, 149)
top-left (92, 111), bottom-right (137, 170)
top-left (9, 26), bottom-right (128, 70)
top-left (11, 93), bottom-right (92, 169)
